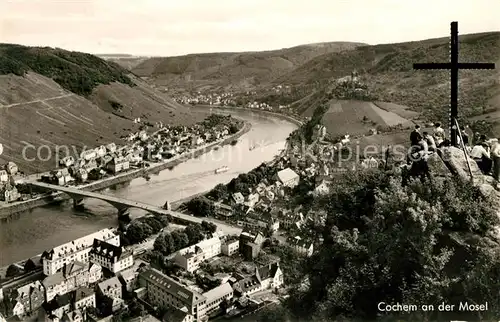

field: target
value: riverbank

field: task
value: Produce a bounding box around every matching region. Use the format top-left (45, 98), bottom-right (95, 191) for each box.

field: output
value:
top-left (0, 121), bottom-right (251, 221)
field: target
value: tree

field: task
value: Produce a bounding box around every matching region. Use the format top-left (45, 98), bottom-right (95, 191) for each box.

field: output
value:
top-left (186, 197), bottom-right (215, 217)
top-left (5, 264), bottom-right (22, 278)
top-left (184, 223), bottom-right (205, 244)
top-left (281, 169), bottom-right (500, 321)
top-left (171, 231), bottom-right (189, 250)
top-left (154, 233), bottom-right (175, 255)
top-left (126, 222), bottom-right (153, 244)
top-left (208, 184), bottom-right (229, 201)
top-left (257, 305), bottom-right (289, 322)
top-left (154, 214), bottom-right (169, 227)
top-left (201, 220), bottom-right (217, 234)
top-left (142, 216), bottom-right (164, 233)
top-left (229, 124), bottom-right (240, 134)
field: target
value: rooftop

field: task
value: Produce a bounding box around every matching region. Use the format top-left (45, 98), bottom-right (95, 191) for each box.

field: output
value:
top-left (62, 310), bottom-right (84, 322)
top-left (74, 287), bottom-right (95, 302)
top-left (97, 276), bottom-right (121, 294)
top-left (42, 261), bottom-right (88, 288)
top-left (90, 238), bottom-right (131, 260)
top-left (14, 280), bottom-right (43, 299)
top-left (277, 168), bottom-right (299, 183)
top-left (179, 236), bottom-right (222, 256)
top-left (202, 282), bottom-right (233, 303)
top-left (42, 228), bottom-right (117, 261)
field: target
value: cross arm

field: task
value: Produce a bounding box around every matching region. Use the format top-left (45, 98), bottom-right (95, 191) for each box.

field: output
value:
top-left (413, 63), bottom-right (495, 70)
top-left (457, 63), bottom-right (495, 70)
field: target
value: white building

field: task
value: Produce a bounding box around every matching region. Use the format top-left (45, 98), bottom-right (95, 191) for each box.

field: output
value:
top-left (74, 287), bottom-right (96, 311)
top-left (41, 228), bottom-right (119, 276)
top-left (277, 168), bottom-right (300, 188)
top-left (42, 261), bottom-right (100, 302)
top-left (233, 262), bottom-right (284, 297)
top-left (221, 239), bottom-right (239, 257)
top-left (0, 170), bottom-right (8, 183)
top-left (89, 239), bottom-right (134, 274)
top-left (97, 277), bottom-right (124, 313)
top-left (174, 235), bottom-right (223, 272)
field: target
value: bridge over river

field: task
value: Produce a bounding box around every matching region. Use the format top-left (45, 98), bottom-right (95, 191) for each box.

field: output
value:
top-left (29, 182), bottom-right (243, 236)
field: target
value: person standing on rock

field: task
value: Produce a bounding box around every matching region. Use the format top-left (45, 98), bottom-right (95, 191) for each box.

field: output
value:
top-left (470, 142), bottom-right (492, 175)
top-left (433, 123), bottom-right (446, 147)
top-left (491, 140), bottom-right (500, 190)
top-left (423, 132), bottom-right (437, 152)
top-left (409, 133), bottom-right (431, 181)
top-left (410, 125), bottom-right (421, 146)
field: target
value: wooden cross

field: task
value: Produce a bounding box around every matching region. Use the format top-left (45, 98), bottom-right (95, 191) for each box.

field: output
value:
top-left (413, 21), bottom-right (495, 146)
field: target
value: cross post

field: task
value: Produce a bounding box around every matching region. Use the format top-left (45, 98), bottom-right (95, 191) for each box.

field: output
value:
top-left (413, 21), bottom-right (495, 146)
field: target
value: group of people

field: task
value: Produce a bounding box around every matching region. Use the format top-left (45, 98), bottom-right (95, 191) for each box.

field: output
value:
top-left (407, 122), bottom-right (500, 187)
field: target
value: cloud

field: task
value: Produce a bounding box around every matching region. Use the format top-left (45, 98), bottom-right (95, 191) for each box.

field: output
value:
top-left (1, 0), bottom-right (498, 56)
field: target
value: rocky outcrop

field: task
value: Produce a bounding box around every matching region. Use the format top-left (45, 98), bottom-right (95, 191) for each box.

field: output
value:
top-left (441, 147), bottom-right (482, 179)
top-left (426, 151), bottom-right (451, 176)
top-left (440, 146), bottom-right (500, 215)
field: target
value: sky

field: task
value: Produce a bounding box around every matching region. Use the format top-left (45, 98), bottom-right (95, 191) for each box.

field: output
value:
top-left (1, 0), bottom-right (499, 57)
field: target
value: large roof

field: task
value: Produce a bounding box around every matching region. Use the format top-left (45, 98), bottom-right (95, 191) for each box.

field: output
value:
top-left (277, 168), bottom-right (299, 183)
top-left (90, 239), bottom-right (131, 261)
top-left (202, 282), bottom-right (233, 302)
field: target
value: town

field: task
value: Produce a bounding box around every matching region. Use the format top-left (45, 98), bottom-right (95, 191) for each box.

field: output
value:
top-left (171, 85), bottom-right (294, 112)
top-left (0, 115), bottom-right (349, 322)
top-left (0, 114), bottom-right (243, 207)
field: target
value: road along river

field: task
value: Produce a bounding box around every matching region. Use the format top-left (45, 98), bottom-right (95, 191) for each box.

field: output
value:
top-left (0, 108), bottom-right (298, 266)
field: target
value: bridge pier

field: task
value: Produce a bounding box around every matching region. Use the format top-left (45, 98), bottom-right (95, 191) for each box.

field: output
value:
top-left (73, 198), bottom-right (85, 210)
top-left (117, 207), bottom-right (130, 216)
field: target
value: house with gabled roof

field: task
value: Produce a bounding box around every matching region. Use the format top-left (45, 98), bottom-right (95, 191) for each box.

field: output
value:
top-left (2, 280), bottom-right (45, 319)
top-left (232, 262), bottom-right (283, 297)
top-left (232, 192), bottom-right (244, 204)
top-left (62, 309), bottom-right (84, 322)
top-left (162, 307), bottom-right (194, 322)
top-left (97, 277), bottom-right (123, 313)
top-left (289, 236), bottom-right (314, 257)
top-left (73, 287), bottom-right (95, 311)
top-left (89, 239), bottom-right (133, 274)
top-left (40, 293), bottom-right (73, 321)
top-left (239, 229), bottom-right (265, 260)
top-left (42, 261), bottom-right (90, 302)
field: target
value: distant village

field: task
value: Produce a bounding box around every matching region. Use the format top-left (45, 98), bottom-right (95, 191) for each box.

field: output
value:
top-left (172, 85), bottom-right (292, 111)
top-left (0, 115), bottom-right (242, 205)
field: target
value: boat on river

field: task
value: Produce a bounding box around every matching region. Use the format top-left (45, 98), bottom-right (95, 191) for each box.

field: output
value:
top-left (215, 166), bottom-right (229, 174)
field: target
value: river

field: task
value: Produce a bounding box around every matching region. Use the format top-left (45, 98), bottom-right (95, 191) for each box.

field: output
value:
top-left (0, 108), bottom-right (298, 266)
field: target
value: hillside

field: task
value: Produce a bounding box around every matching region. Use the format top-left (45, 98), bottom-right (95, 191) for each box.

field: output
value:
top-left (279, 32), bottom-right (500, 130)
top-left (99, 55), bottom-right (150, 71)
top-left (131, 42), bottom-right (366, 92)
top-left (0, 45), bottom-right (204, 174)
top-left (313, 99), bottom-right (414, 138)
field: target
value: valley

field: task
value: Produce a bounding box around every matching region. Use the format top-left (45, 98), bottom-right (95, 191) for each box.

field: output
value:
top-left (0, 20), bottom-right (498, 322)
top-left (113, 32), bottom-right (500, 140)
